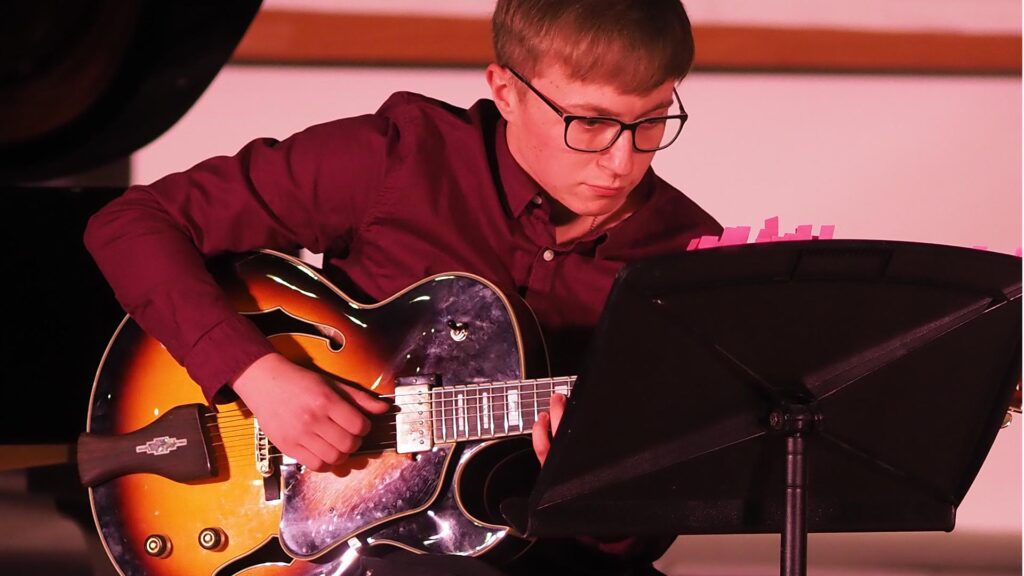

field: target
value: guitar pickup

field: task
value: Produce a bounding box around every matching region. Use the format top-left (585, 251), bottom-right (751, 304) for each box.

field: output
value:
top-left (394, 375), bottom-right (437, 454)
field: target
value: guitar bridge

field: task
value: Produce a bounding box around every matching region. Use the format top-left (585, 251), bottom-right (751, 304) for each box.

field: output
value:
top-left (254, 419), bottom-right (274, 477)
top-left (394, 376), bottom-right (436, 454)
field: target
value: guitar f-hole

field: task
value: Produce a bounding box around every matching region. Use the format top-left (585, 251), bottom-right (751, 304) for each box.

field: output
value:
top-left (243, 307), bottom-right (346, 352)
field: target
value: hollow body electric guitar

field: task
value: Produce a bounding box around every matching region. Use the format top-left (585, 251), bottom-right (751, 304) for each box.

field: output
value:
top-left (78, 251), bottom-right (574, 576)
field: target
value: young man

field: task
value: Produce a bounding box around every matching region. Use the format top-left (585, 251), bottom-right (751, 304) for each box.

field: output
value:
top-left (85, 1), bottom-right (721, 574)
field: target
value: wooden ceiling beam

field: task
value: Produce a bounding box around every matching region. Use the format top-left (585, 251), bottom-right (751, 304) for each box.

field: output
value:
top-left (232, 10), bottom-right (1021, 75)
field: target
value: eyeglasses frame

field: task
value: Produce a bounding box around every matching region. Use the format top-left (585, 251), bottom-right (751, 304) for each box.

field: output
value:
top-left (506, 67), bottom-right (687, 153)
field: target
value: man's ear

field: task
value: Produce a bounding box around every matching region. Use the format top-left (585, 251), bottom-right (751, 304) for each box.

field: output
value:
top-left (486, 63), bottom-right (519, 120)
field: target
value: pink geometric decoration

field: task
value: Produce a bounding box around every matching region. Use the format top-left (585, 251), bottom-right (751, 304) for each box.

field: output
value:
top-left (688, 217), bottom-right (837, 251)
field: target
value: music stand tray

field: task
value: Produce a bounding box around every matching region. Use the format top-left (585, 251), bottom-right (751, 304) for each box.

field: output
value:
top-left (518, 240), bottom-right (1021, 576)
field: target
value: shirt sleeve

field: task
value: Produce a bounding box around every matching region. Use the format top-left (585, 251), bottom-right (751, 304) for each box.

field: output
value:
top-left (84, 113), bottom-right (398, 401)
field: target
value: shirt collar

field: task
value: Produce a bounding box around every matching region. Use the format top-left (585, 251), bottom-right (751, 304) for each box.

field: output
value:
top-left (495, 119), bottom-right (545, 218)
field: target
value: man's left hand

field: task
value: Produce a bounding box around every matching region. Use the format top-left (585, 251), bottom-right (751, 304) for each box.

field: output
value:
top-left (531, 393), bottom-right (567, 466)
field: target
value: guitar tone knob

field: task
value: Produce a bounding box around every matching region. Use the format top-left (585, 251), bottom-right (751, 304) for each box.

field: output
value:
top-left (144, 534), bottom-right (171, 558)
top-left (198, 527), bottom-right (227, 551)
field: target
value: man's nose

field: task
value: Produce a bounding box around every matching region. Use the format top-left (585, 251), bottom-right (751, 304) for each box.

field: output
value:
top-left (598, 129), bottom-right (637, 176)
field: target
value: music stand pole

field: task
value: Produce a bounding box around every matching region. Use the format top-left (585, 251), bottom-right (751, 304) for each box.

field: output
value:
top-left (772, 404), bottom-right (819, 576)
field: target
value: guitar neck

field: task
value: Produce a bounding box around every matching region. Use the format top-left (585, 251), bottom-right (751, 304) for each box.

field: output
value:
top-left (428, 376), bottom-right (575, 444)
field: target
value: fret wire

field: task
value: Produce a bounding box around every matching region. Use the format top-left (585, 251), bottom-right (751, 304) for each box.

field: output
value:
top-left (452, 386), bottom-right (458, 441)
top-left (479, 388), bottom-right (485, 438)
top-left (455, 385), bottom-right (462, 441)
top-left (532, 380), bottom-right (538, 425)
top-left (438, 387), bottom-right (446, 442)
top-left (475, 384), bottom-right (482, 439)
top-left (466, 384), bottom-right (475, 440)
top-left (459, 385), bottom-right (469, 441)
top-left (445, 387), bottom-right (452, 442)
top-left (462, 384), bottom-right (470, 441)
top-left (488, 390), bottom-right (495, 437)
top-left (440, 387), bottom-right (447, 441)
top-left (502, 382), bottom-right (509, 436)
top-left (450, 387), bottom-right (456, 442)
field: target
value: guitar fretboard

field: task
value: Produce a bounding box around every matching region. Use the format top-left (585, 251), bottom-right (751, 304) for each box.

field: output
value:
top-left (431, 377), bottom-right (575, 443)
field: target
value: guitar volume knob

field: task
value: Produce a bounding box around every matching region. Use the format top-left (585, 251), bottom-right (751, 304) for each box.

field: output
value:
top-left (144, 534), bottom-right (171, 558)
top-left (198, 527), bottom-right (227, 551)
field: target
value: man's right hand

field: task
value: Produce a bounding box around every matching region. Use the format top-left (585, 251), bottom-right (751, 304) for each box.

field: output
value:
top-left (230, 352), bottom-right (391, 472)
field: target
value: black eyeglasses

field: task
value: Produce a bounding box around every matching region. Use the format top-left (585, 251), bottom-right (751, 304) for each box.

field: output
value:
top-left (507, 67), bottom-right (687, 153)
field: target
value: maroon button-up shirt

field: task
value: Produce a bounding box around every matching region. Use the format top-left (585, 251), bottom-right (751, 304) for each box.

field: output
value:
top-left (85, 92), bottom-right (721, 401)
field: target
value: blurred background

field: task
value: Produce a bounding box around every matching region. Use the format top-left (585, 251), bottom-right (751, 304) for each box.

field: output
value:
top-left (1, 1), bottom-right (1019, 574)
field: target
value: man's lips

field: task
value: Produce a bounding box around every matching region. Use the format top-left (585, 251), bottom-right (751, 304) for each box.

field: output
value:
top-left (584, 183), bottom-right (626, 196)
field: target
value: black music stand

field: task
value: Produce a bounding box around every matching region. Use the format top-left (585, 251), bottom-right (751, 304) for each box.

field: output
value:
top-left (515, 240), bottom-right (1021, 576)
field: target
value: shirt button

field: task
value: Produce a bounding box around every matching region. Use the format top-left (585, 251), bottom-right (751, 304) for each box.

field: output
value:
top-left (542, 249), bottom-right (555, 261)
top-left (531, 195), bottom-right (544, 205)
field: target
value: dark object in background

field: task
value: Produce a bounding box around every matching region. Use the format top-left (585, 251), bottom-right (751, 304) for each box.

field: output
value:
top-left (0, 0), bottom-right (262, 183)
top-left (0, 0), bottom-right (262, 440)
top-left (1, 186), bottom-right (125, 443)
top-left (0, 3), bottom-right (260, 573)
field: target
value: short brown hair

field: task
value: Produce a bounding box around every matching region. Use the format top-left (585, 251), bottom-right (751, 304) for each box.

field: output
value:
top-left (492, 0), bottom-right (695, 94)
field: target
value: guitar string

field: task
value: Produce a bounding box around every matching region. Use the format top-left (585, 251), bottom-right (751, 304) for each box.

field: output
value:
top-left (195, 380), bottom-right (573, 465)
top-left (211, 412), bottom-right (546, 444)
top-left (209, 400), bottom-right (557, 443)
top-left (207, 393), bottom-right (565, 434)
top-left (215, 431), bottom-right (525, 466)
top-left (204, 380), bottom-right (576, 425)
top-left (207, 383), bottom-right (571, 434)
top-left (216, 431), bottom-right (533, 465)
top-left (208, 381), bottom-right (570, 419)
top-left (216, 438), bottom-right (533, 464)
top-left (211, 418), bottom-right (543, 444)
top-left (216, 426), bottom-right (543, 464)
top-left (200, 377), bottom-right (577, 419)
top-left (215, 412), bottom-right (549, 463)
top-left (208, 395), bottom-right (560, 455)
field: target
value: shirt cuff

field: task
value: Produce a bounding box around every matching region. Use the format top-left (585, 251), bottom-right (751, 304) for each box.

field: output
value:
top-left (184, 313), bottom-right (277, 403)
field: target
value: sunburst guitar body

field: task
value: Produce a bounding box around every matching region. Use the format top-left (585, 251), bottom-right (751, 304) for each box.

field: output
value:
top-left (78, 251), bottom-right (573, 576)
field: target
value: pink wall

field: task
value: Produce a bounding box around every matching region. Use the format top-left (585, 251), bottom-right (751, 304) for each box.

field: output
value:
top-left (128, 4), bottom-right (1022, 571)
top-left (134, 67), bottom-right (1022, 255)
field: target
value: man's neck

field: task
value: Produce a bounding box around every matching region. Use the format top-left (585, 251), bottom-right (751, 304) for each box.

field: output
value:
top-left (552, 191), bottom-right (637, 246)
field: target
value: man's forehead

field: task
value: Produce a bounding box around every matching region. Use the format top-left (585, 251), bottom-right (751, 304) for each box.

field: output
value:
top-left (571, 95), bottom-right (676, 118)
top-left (532, 65), bottom-right (677, 117)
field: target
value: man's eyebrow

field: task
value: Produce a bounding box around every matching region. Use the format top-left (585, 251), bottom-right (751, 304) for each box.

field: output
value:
top-left (570, 99), bottom-right (676, 118)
